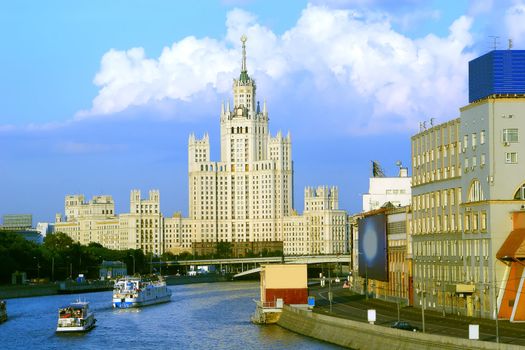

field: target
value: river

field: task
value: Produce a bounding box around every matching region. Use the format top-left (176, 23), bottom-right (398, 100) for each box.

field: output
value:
top-left (0, 281), bottom-right (342, 349)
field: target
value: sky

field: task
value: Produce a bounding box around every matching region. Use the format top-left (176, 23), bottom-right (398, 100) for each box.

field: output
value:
top-left (1, 0), bottom-right (524, 224)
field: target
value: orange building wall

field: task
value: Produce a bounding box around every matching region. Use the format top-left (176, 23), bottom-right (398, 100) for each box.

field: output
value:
top-left (499, 262), bottom-right (524, 319)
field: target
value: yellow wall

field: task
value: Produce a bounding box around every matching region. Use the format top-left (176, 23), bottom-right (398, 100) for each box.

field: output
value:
top-left (262, 264), bottom-right (307, 289)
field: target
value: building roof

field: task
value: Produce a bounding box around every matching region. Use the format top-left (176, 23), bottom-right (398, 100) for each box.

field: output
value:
top-left (496, 228), bottom-right (525, 260)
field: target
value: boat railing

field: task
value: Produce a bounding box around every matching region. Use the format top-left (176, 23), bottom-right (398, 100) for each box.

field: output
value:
top-left (254, 300), bottom-right (278, 309)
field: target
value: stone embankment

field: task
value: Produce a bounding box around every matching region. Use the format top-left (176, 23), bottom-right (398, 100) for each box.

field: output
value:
top-left (277, 305), bottom-right (521, 350)
top-left (0, 283), bottom-right (58, 299)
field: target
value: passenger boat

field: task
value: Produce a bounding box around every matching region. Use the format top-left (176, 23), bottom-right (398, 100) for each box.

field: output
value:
top-left (56, 301), bottom-right (96, 332)
top-left (112, 276), bottom-right (172, 308)
top-left (0, 300), bottom-right (7, 323)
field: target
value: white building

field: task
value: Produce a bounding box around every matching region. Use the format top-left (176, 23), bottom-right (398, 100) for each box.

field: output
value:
top-left (362, 164), bottom-right (411, 212)
top-left (187, 35), bottom-right (292, 245)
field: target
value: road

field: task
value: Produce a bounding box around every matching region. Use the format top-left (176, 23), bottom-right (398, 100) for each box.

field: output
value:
top-left (310, 283), bottom-right (525, 346)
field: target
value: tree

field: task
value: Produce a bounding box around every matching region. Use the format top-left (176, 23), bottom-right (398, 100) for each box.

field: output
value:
top-left (216, 242), bottom-right (232, 258)
top-left (0, 230), bottom-right (41, 283)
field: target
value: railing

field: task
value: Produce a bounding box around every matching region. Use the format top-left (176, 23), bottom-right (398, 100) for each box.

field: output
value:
top-left (254, 299), bottom-right (277, 308)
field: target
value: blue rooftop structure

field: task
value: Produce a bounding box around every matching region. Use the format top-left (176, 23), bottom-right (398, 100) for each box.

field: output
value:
top-left (469, 50), bottom-right (525, 102)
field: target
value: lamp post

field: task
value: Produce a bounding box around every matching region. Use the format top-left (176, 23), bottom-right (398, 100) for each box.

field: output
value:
top-left (493, 259), bottom-right (500, 344)
top-left (420, 281), bottom-right (426, 333)
top-left (66, 256), bottom-right (72, 279)
top-left (396, 274), bottom-right (401, 322)
top-left (357, 251), bottom-right (368, 300)
top-left (328, 263), bottom-right (333, 313)
top-left (365, 259), bottom-right (368, 301)
top-left (33, 256), bottom-right (40, 280)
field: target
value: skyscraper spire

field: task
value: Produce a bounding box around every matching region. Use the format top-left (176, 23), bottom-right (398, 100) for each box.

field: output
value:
top-left (241, 34), bottom-right (247, 71)
top-left (239, 34), bottom-right (250, 83)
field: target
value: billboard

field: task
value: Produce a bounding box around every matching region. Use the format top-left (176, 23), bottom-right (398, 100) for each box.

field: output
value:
top-left (358, 213), bottom-right (388, 282)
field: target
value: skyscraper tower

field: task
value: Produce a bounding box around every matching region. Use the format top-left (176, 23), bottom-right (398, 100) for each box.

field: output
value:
top-left (188, 35), bottom-right (293, 244)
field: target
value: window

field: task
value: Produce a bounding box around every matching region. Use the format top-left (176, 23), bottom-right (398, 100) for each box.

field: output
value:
top-left (481, 153), bottom-right (486, 167)
top-left (514, 184), bottom-right (525, 200)
top-left (503, 128), bottom-right (519, 143)
top-left (505, 152), bottom-right (518, 164)
top-left (481, 212), bottom-right (487, 231)
top-left (480, 130), bottom-right (485, 144)
top-left (468, 180), bottom-right (484, 202)
top-left (472, 133), bottom-right (477, 148)
top-left (463, 135), bottom-right (468, 149)
top-left (464, 158), bottom-right (469, 169)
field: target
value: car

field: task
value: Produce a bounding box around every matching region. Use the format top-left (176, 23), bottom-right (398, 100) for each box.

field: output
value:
top-left (391, 321), bottom-right (419, 332)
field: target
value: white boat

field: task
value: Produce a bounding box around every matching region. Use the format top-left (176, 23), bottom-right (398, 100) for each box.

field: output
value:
top-left (112, 276), bottom-right (172, 308)
top-left (56, 301), bottom-right (96, 332)
top-left (0, 300), bottom-right (7, 323)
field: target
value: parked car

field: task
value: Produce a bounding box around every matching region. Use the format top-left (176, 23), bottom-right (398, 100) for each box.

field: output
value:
top-left (391, 321), bottom-right (419, 332)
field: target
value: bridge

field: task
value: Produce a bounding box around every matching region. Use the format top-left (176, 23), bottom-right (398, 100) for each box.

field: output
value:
top-left (161, 254), bottom-right (351, 275)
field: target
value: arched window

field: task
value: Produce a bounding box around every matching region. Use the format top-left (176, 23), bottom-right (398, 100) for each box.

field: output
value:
top-left (514, 183), bottom-right (525, 200)
top-left (468, 180), bottom-right (484, 202)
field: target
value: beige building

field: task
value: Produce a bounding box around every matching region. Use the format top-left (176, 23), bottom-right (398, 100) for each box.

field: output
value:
top-left (412, 95), bottom-right (525, 319)
top-left (54, 36), bottom-right (349, 257)
top-left (187, 35), bottom-right (292, 245)
top-left (55, 195), bottom-right (120, 249)
top-left (283, 186), bottom-right (347, 255)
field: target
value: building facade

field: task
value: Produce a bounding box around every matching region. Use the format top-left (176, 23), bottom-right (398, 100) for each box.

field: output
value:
top-left (283, 186), bottom-right (347, 255)
top-left (362, 165), bottom-right (411, 212)
top-left (412, 50), bottom-right (525, 320)
top-left (53, 36), bottom-right (348, 257)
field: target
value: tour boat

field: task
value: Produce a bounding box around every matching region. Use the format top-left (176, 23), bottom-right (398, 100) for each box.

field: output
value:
top-left (0, 300), bottom-right (7, 323)
top-left (112, 276), bottom-right (172, 308)
top-left (56, 300), bottom-right (96, 332)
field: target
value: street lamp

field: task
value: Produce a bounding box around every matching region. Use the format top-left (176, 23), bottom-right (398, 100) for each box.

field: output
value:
top-left (493, 258), bottom-right (501, 344)
top-left (356, 251), bottom-right (369, 300)
top-left (33, 256), bottom-right (40, 280)
top-left (419, 281), bottom-right (426, 333)
top-left (51, 255), bottom-right (55, 282)
top-left (328, 263), bottom-right (333, 313)
top-left (66, 256), bottom-right (72, 279)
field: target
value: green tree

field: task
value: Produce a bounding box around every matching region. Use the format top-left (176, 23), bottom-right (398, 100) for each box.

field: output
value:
top-left (0, 230), bottom-right (41, 283)
top-left (216, 242), bottom-right (232, 258)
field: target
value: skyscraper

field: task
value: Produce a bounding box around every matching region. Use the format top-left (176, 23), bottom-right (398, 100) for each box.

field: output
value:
top-left (188, 35), bottom-right (293, 244)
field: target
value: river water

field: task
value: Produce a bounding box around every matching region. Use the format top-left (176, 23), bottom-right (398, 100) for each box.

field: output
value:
top-left (0, 281), bottom-right (341, 349)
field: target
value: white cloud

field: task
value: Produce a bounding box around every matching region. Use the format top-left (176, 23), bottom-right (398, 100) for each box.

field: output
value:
top-left (80, 4), bottom-right (475, 134)
top-left (505, 2), bottom-right (525, 47)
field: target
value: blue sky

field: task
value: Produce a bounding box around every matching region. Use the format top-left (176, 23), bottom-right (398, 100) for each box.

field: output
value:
top-left (1, 0), bottom-right (524, 223)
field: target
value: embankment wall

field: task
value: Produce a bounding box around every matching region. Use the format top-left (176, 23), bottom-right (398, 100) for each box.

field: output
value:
top-left (277, 305), bottom-right (520, 350)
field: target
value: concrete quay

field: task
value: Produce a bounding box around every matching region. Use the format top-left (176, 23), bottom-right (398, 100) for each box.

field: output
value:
top-left (276, 285), bottom-right (525, 349)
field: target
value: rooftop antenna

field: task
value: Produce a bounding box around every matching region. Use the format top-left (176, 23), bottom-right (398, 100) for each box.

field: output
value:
top-left (489, 36), bottom-right (499, 50)
top-left (372, 161), bottom-right (386, 178)
top-left (508, 38), bottom-right (513, 50)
